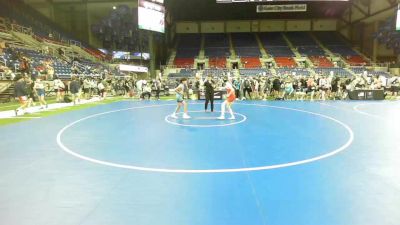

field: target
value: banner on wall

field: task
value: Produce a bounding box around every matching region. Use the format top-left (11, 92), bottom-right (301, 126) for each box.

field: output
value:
top-left (119, 65), bottom-right (149, 73)
top-left (257, 4), bottom-right (307, 13)
top-left (396, 4), bottom-right (400, 31)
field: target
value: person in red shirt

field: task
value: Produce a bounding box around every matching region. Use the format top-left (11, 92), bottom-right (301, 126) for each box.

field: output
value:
top-left (218, 77), bottom-right (236, 120)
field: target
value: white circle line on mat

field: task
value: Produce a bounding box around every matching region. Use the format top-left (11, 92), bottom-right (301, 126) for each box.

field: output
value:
top-left (165, 110), bottom-right (247, 127)
top-left (352, 102), bottom-right (395, 120)
top-left (56, 103), bottom-right (354, 174)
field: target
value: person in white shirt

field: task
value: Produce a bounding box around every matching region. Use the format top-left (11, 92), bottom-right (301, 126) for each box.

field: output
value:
top-left (252, 78), bottom-right (259, 99)
top-left (136, 80), bottom-right (144, 99)
top-left (83, 78), bottom-right (91, 99)
top-left (53, 77), bottom-right (65, 102)
top-left (319, 77), bottom-right (328, 101)
top-left (97, 79), bottom-right (105, 99)
top-left (379, 75), bottom-right (387, 89)
top-left (218, 78), bottom-right (236, 120)
top-left (141, 83), bottom-right (152, 100)
top-left (90, 78), bottom-right (97, 96)
top-left (34, 77), bottom-right (48, 109)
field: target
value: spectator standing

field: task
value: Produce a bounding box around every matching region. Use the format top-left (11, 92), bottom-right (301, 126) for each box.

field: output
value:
top-left (34, 77), bottom-right (48, 109)
top-left (233, 78), bottom-right (241, 100)
top-left (83, 77), bottom-right (91, 99)
top-left (98, 79), bottom-right (105, 99)
top-left (26, 77), bottom-right (36, 108)
top-left (53, 77), bottom-right (65, 102)
top-left (153, 79), bottom-right (162, 100)
top-left (203, 75), bottom-right (215, 112)
top-left (242, 78), bottom-right (252, 100)
top-left (69, 76), bottom-right (81, 105)
top-left (14, 75), bottom-right (28, 116)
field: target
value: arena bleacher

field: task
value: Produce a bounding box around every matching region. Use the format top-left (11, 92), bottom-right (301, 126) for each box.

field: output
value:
top-left (174, 34), bottom-right (201, 68)
top-left (0, 0), bottom-right (395, 87)
top-left (163, 29), bottom-right (390, 80)
top-left (314, 32), bottom-right (368, 66)
top-left (204, 33), bottom-right (230, 68)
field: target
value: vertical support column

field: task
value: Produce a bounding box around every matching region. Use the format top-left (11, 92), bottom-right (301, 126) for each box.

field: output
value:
top-left (349, 4), bottom-right (353, 44)
top-left (149, 32), bottom-right (156, 79)
top-left (86, 2), bottom-right (93, 46)
top-left (372, 21), bottom-right (378, 62)
top-left (49, 1), bottom-right (55, 21)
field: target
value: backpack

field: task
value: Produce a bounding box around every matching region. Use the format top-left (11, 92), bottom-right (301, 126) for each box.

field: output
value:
top-left (64, 95), bottom-right (72, 103)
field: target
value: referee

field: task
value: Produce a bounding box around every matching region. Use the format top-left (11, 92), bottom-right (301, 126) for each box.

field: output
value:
top-left (204, 75), bottom-right (215, 112)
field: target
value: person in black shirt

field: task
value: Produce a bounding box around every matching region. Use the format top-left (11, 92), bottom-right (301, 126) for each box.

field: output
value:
top-left (25, 77), bottom-right (36, 108)
top-left (331, 77), bottom-right (340, 99)
top-left (14, 75), bottom-right (28, 116)
top-left (70, 76), bottom-right (81, 105)
top-left (204, 75), bottom-right (215, 112)
top-left (153, 79), bottom-right (162, 100)
top-left (242, 78), bottom-right (252, 100)
top-left (272, 77), bottom-right (281, 98)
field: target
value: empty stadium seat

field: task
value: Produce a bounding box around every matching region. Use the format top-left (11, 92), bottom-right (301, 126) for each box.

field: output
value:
top-left (276, 68), bottom-right (310, 76)
top-left (239, 68), bottom-right (270, 76)
top-left (174, 58), bottom-right (194, 68)
top-left (175, 34), bottom-right (201, 67)
top-left (204, 33), bottom-right (230, 58)
top-left (209, 58), bottom-right (227, 68)
top-left (314, 32), bottom-right (367, 66)
top-left (351, 67), bottom-right (391, 77)
top-left (350, 66), bottom-right (366, 74)
top-left (241, 57), bottom-right (261, 68)
top-left (345, 56), bottom-right (367, 66)
top-left (231, 33), bottom-right (260, 57)
top-left (314, 67), bottom-right (352, 77)
top-left (259, 32), bottom-right (295, 57)
top-left (203, 68), bottom-right (228, 77)
top-left (309, 56), bottom-right (334, 67)
top-left (274, 57), bottom-right (297, 68)
top-left (286, 32), bottom-right (326, 58)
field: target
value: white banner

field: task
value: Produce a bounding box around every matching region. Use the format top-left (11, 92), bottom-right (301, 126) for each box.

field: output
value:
top-left (397, 4), bottom-right (400, 31)
top-left (257, 4), bottom-right (307, 13)
top-left (119, 65), bottom-right (149, 73)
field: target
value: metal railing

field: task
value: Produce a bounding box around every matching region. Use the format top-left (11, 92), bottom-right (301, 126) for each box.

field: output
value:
top-left (11, 23), bottom-right (32, 35)
top-left (69, 40), bottom-right (82, 48)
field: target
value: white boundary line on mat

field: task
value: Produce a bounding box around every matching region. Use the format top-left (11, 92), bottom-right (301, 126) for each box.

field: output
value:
top-left (352, 101), bottom-right (399, 120)
top-left (56, 103), bottom-right (354, 174)
top-left (165, 110), bottom-right (247, 128)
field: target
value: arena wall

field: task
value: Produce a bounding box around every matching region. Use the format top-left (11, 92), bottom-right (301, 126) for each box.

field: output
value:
top-left (175, 19), bottom-right (337, 34)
